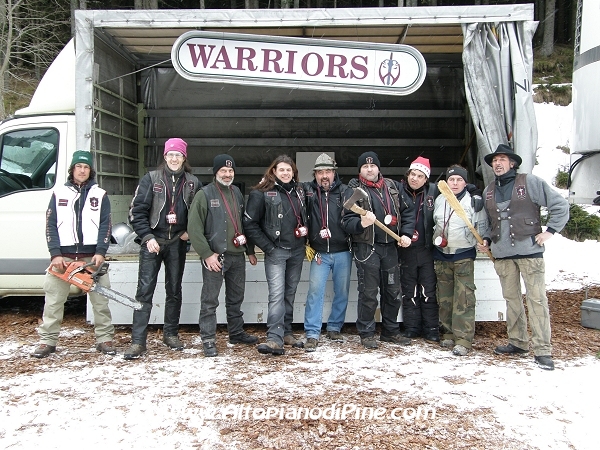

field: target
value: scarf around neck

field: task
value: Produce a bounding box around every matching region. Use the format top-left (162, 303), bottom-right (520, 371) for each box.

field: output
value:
top-left (359, 174), bottom-right (384, 189)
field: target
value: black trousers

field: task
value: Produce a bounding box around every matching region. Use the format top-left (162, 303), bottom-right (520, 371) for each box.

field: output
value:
top-left (399, 245), bottom-right (439, 337)
top-left (131, 238), bottom-right (187, 345)
top-left (354, 242), bottom-right (401, 339)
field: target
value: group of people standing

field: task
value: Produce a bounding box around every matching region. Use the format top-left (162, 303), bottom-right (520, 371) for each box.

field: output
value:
top-left (32, 141), bottom-right (569, 371)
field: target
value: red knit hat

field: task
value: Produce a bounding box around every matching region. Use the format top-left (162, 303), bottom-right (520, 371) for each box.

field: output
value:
top-left (410, 156), bottom-right (431, 179)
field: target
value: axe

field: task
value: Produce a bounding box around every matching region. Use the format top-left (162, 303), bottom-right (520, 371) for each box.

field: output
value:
top-left (343, 187), bottom-right (404, 244)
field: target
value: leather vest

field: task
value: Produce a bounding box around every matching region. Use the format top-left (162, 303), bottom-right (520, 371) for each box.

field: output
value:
top-left (485, 173), bottom-right (542, 244)
top-left (261, 185), bottom-right (307, 243)
top-left (146, 170), bottom-right (199, 229)
top-left (202, 183), bottom-right (245, 254)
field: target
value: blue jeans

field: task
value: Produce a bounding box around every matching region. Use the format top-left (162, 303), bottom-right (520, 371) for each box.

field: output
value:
top-left (264, 246), bottom-right (305, 346)
top-left (199, 253), bottom-right (246, 343)
top-left (304, 251), bottom-right (351, 339)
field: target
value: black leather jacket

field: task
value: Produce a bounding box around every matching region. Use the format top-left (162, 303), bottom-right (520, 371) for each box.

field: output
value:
top-left (342, 177), bottom-right (415, 246)
top-left (130, 168), bottom-right (200, 244)
top-left (402, 180), bottom-right (438, 250)
top-left (244, 183), bottom-right (307, 253)
top-left (303, 174), bottom-right (350, 254)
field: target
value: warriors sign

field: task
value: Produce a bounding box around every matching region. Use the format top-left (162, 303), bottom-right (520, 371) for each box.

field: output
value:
top-left (172, 31), bottom-right (427, 96)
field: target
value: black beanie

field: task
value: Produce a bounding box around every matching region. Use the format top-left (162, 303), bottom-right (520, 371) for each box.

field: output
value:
top-left (446, 166), bottom-right (469, 183)
top-left (357, 151), bottom-right (381, 170)
top-left (213, 154), bottom-right (236, 175)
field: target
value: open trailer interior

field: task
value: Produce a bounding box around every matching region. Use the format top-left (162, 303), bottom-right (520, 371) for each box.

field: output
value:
top-left (1, 5), bottom-right (540, 323)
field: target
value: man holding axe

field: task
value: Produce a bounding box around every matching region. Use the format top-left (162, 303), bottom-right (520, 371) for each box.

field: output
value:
top-left (342, 152), bottom-right (415, 349)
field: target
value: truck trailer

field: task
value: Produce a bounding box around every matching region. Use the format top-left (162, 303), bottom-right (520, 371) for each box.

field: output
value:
top-left (570, 0), bottom-right (600, 205)
top-left (0, 5), bottom-right (539, 324)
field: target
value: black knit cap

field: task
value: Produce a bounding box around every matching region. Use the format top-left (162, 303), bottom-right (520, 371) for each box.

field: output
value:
top-left (446, 166), bottom-right (469, 183)
top-left (357, 151), bottom-right (381, 170)
top-left (213, 154), bottom-right (236, 175)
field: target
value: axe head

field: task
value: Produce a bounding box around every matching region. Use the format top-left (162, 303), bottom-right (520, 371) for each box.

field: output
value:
top-left (343, 187), bottom-right (369, 210)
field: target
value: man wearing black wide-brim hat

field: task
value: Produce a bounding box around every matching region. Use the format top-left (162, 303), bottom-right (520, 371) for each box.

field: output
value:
top-left (477, 144), bottom-right (569, 371)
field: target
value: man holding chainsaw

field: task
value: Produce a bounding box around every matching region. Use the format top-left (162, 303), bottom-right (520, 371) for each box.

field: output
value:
top-left (302, 153), bottom-right (351, 352)
top-left (341, 151), bottom-right (415, 349)
top-left (188, 154), bottom-right (258, 357)
top-left (124, 138), bottom-right (200, 359)
top-left (33, 151), bottom-right (115, 358)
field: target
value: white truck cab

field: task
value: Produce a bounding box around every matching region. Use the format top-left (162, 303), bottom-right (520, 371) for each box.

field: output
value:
top-left (0, 115), bottom-right (76, 296)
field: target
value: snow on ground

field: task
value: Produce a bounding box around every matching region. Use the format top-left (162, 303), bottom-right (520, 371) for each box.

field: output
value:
top-left (532, 102), bottom-right (600, 290)
top-left (1, 103), bottom-right (599, 449)
top-left (532, 102), bottom-right (573, 185)
top-left (1, 336), bottom-right (598, 449)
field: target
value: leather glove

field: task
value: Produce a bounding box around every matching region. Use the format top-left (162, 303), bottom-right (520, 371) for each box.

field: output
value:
top-left (466, 183), bottom-right (484, 212)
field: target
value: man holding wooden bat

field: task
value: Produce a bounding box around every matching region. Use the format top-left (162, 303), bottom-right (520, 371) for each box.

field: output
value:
top-left (433, 165), bottom-right (487, 357)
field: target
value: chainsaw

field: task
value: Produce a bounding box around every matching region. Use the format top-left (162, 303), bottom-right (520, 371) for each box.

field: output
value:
top-left (48, 260), bottom-right (142, 310)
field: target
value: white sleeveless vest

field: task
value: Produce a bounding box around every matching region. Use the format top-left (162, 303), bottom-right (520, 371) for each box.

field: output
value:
top-left (55, 184), bottom-right (106, 246)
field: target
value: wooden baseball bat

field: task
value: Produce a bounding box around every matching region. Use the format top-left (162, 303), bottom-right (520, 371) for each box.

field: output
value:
top-left (437, 180), bottom-right (494, 261)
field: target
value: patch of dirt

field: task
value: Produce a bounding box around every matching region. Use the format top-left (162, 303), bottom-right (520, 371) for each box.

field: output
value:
top-left (474, 286), bottom-right (600, 360)
top-left (3, 287), bottom-right (599, 364)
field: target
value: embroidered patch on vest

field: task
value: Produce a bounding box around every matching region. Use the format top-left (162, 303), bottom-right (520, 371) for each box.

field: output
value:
top-left (267, 192), bottom-right (277, 197)
top-left (89, 197), bottom-right (99, 210)
top-left (58, 199), bottom-right (68, 206)
top-left (516, 185), bottom-right (526, 199)
top-left (426, 196), bottom-right (434, 210)
top-left (210, 199), bottom-right (220, 208)
top-left (486, 191), bottom-right (493, 200)
top-left (153, 183), bottom-right (163, 193)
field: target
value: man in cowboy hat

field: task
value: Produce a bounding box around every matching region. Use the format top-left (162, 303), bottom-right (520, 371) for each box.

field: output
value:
top-left (477, 144), bottom-right (569, 371)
